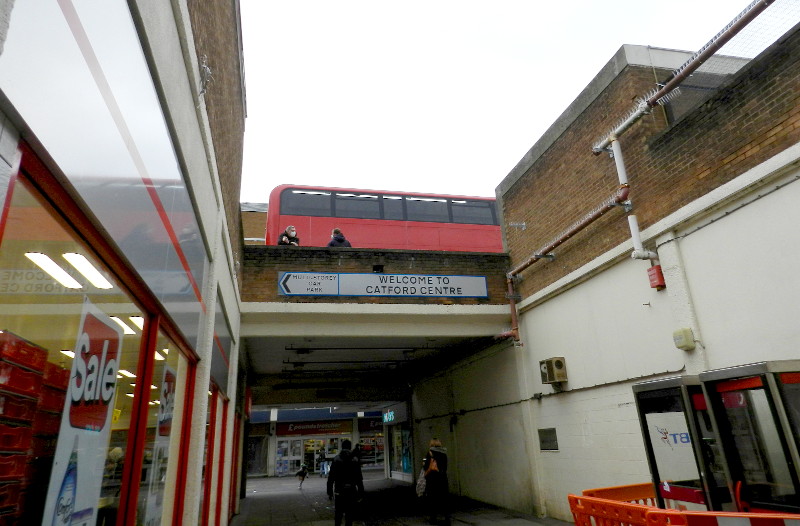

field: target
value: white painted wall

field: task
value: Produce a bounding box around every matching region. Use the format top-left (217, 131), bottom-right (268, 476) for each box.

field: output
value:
top-left (413, 342), bottom-right (539, 514)
top-left (676, 167), bottom-right (800, 369)
top-left (494, 151), bottom-right (800, 520)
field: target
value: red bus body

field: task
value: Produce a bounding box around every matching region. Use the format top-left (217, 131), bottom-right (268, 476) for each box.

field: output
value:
top-left (265, 184), bottom-right (504, 252)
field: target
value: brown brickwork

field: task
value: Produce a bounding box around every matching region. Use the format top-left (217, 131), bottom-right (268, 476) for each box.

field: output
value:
top-left (242, 210), bottom-right (267, 244)
top-left (242, 246), bottom-right (510, 305)
top-left (187, 0), bottom-right (246, 283)
top-left (502, 29), bottom-right (800, 299)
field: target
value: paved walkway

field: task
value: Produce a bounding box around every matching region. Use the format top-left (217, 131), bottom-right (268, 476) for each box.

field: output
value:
top-left (230, 469), bottom-right (572, 526)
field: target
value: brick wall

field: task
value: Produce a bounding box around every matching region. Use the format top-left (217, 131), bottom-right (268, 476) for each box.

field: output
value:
top-left (502, 27), bottom-right (800, 298)
top-left (242, 210), bottom-right (266, 244)
top-left (242, 246), bottom-right (510, 304)
top-left (187, 0), bottom-right (246, 279)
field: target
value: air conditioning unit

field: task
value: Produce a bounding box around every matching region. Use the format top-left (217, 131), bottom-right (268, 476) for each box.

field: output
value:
top-left (540, 357), bottom-right (568, 384)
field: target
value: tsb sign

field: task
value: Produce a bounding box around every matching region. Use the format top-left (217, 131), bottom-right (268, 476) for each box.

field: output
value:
top-left (383, 411), bottom-right (395, 423)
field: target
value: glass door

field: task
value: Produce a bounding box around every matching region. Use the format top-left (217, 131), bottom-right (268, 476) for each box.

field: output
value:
top-left (701, 363), bottom-right (800, 513)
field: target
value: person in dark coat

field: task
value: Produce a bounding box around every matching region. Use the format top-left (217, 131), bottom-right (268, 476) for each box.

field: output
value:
top-left (278, 225), bottom-right (300, 246)
top-left (423, 438), bottom-right (450, 525)
top-left (327, 439), bottom-right (364, 526)
top-left (327, 228), bottom-right (352, 247)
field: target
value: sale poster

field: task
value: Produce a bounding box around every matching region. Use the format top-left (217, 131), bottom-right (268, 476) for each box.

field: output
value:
top-left (42, 298), bottom-right (123, 526)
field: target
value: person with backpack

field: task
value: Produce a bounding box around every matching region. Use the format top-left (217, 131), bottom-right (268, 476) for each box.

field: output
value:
top-left (423, 438), bottom-right (450, 525)
top-left (326, 439), bottom-right (364, 526)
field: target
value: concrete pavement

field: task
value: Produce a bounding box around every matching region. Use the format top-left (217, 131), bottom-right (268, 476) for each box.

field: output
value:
top-left (229, 468), bottom-right (573, 526)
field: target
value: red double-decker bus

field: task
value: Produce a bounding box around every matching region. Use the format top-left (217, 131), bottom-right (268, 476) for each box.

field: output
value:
top-left (265, 184), bottom-right (503, 252)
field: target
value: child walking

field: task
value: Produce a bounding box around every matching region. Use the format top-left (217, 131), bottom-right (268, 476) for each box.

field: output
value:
top-left (296, 464), bottom-right (309, 489)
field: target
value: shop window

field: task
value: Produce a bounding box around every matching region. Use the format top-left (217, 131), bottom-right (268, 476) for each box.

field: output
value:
top-left (0, 175), bottom-right (147, 524)
top-left (134, 332), bottom-right (187, 525)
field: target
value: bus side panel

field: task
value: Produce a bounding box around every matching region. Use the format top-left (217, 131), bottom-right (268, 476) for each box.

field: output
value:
top-left (438, 225), bottom-right (503, 252)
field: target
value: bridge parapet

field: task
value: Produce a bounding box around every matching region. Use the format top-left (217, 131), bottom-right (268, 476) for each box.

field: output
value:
top-left (243, 246), bottom-right (510, 305)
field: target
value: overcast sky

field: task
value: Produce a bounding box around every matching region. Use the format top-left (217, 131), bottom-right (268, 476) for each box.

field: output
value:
top-left (239, 1), bottom-right (750, 202)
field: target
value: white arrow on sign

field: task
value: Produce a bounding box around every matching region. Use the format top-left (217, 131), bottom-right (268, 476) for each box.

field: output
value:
top-left (279, 272), bottom-right (339, 295)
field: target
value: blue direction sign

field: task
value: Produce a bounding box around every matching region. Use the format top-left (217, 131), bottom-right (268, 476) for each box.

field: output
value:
top-left (279, 272), bottom-right (339, 295)
top-left (278, 272), bottom-right (487, 298)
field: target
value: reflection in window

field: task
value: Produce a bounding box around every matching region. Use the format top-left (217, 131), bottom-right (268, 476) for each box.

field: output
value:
top-left (382, 196), bottom-right (404, 220)
top-left (451, 199), bottom-right (496, 225)
top-left (0, 175), bottom-right (143, 525)
top-left (281, 190), bottom-right (331, 216)
top-left (136, 333), bottom-right (186, 525)
top-left (406, 197), bottom-right (449, 223)
top-left (334, 193), bottom-right (381, 219)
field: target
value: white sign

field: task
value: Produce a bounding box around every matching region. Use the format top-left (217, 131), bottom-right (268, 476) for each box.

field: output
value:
top-left (43, 298), bottom-right (123, 526)
top-left (645, 411), bottom-right (700, 483)
top-left (278, 272), bottom-right (488, 297)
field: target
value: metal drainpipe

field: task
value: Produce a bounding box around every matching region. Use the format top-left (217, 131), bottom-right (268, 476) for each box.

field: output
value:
top-left (500, 0), bottom-right (773, 341)
top-left (610, 138), bottom-right (658, 261)
top-left (499, 184), bottom-right (631, 341)
top-left (593, 0), bottom-right (774, 154)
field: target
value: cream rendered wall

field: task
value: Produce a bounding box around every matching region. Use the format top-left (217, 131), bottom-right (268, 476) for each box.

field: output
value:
top-left (413, 341), bottom-right (539, 514)
top-left (507, 145), bottom-right (800, 521)
top-left (515, 256), bottom-right (684, 520)
top-left (528, 383), bottom-right (649, 520)
top-left (520, 256), bottom-right (684, 389)
top-left (674, 166), bottom-right (800, 370)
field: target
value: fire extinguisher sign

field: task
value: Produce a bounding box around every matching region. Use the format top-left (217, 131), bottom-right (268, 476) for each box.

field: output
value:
top-left (42, 297), bottom-right (124, 526)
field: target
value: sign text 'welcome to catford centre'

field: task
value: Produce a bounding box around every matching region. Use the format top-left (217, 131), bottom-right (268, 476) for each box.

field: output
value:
top-left (278, 272), bottom-right (488, 298)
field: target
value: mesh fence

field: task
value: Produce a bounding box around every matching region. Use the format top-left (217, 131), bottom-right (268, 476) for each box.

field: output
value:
top-left (665, 0), bottom-right (800, 122)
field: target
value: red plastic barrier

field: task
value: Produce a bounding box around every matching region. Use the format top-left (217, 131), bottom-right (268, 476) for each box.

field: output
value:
top-left (570, 494), bottom-right (653, 526)
top-left (646, 509), bottom-right (800, 526)
top-left (583, 483), bottom-right (659, 506)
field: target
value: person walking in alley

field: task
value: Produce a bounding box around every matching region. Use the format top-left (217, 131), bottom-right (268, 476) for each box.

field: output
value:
top-left (327, 439), bottom-right (364, 526)
top-left (296, 463), bottom-right (308, 489)
top-left (423, 438), bottom-right (450, 525)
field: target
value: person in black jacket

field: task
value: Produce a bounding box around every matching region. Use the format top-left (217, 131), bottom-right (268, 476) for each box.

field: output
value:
top-left (326, 439), bottom-right (364, 526)
top-left (423, 438), bottom-right (450, 525)
top-left (277, 226), bottom-right (300, 246)
top-left (327, 228), bottom-right (352, 247)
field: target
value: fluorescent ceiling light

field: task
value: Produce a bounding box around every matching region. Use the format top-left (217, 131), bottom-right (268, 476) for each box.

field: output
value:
top-left (110, 317), bottom-right (136, 335)
top-left (126, 393), bottom-right (134, 398)
top-left (160, 348), bottom-right (169, 355)
top-left (128, 316), bottom-right (144, 330)
top-left (118, 369), bottom-right (136, 378)
top-left (25, 253), bottom-right (82, 289)
top-left (154, 351), bottom-right (165, 361)
top-left (62, 253), bottom-right (113, 289)
top-left (60, 350), bottom-right (75, 358)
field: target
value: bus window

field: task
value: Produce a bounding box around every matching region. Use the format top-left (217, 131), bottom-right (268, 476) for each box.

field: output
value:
top-left (452, 200), bottom-right (496, 225)
top-left (406, 197), bottom-right (449, 222)
top-left (382, 195), bottom-right (404, 220)
top-left (281, 189), bottom-right (331, 216)
top-left (334, 193), bottom-right (381, 219)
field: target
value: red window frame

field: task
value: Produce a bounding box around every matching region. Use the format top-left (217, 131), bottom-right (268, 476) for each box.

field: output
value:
top-left (17, 142), bottom-right (199, 526)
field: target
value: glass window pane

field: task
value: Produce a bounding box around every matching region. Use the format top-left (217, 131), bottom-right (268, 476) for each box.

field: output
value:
top-left (334, 193), bottom-right (380, 219)
top-left (136, 332), bottom-right (187, 525)
top-left (719, 387), bottom-right (798, 509)
top-left (382, 196), bottom-right (404, 220)
top-left (406, 197), bottom-right (449, 223)
top-left (451, 199), bottom-right (496, 225)
top-left (0, 175), bottom-right (144, 525)
top-left (281, 189), bottom-right (332, 217)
